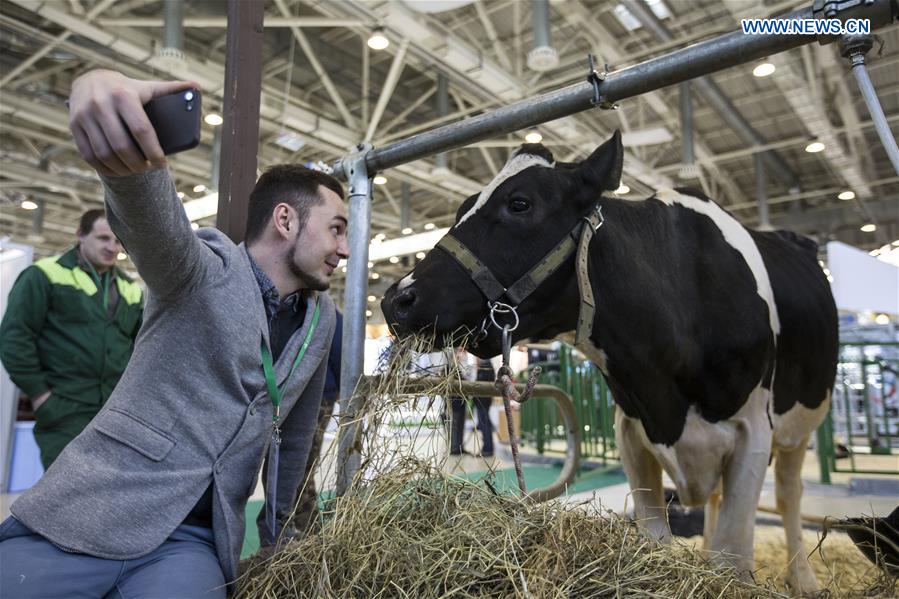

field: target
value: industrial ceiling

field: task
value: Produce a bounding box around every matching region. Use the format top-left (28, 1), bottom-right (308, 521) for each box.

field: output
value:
top-left (1, 0), bottom-right (897, 310)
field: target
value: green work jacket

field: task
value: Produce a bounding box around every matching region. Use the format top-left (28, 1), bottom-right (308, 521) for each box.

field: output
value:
top-left (0, 247), bottom-right (143, 406)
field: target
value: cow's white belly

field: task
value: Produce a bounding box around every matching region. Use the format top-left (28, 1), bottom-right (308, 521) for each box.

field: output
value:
top-left (771, 391), bottom-right (831, 450)
top-left (650, 384), bottom-right (772, 507)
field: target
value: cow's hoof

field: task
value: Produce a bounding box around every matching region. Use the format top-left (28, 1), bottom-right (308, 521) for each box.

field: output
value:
top-left (785, 568), bottom-right (820, 597)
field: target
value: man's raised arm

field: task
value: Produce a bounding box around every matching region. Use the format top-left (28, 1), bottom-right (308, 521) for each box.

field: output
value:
top-left (68, 70), bottom-right (209, 298)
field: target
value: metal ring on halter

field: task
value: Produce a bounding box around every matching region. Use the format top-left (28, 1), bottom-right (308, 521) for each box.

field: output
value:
top-left (488, 301), bottom-right (519, 332)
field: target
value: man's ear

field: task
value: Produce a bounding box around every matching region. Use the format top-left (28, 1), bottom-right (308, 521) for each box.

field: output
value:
top-left (272, 203), bottom-right (296, 239)
top-left (579, 130), bottom-right (623, 192)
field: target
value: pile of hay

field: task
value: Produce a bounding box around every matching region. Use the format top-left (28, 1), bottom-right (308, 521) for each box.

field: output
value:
top-left (752, 526), bottom-right (897, 597)
top-left (236, 459), bottom-right (781, 598)
top-left (235, 334), bottom-right (896, 597)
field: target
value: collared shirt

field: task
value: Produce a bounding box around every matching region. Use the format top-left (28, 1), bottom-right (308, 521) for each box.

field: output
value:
top-left (246, 248), bottom-right (307, 362)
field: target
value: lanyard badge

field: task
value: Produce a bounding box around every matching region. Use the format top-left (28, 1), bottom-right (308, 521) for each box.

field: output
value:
top-left (259, 298), bottom-right (321, 538)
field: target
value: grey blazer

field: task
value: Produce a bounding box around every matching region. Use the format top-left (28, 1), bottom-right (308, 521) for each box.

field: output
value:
top-left (11, 169), bottom-right (335, 583)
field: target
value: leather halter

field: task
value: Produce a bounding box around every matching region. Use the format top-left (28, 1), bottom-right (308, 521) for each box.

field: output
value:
top-left (435, 203), bottom-right (604, 346)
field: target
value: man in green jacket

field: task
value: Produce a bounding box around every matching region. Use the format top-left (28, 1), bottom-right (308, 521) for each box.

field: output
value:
top-left (0, 208), bottom-right (143, 468)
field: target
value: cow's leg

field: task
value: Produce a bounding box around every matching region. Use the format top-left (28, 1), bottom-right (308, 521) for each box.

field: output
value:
top-left (616, 409), bottom-right (670, 542)
top-left (703, 483), bottom-right (722, 551)
top-left (775, 437), bottom-right (819, 594)
top-left (708, 407), bottom-right (770, 580)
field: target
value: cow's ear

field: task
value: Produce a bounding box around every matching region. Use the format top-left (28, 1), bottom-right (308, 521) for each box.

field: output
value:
top-left (579, 130), bottom-right (623, 192)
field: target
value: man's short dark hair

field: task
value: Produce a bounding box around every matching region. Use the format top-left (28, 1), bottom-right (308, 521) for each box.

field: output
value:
top-left (78, 209), bottom-right (106, 235)
top-left (244, 165), bottom-right (344, 244)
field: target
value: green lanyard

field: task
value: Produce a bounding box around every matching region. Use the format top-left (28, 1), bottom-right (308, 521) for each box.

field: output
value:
top-left (259, 299), bottom-right (321, 425)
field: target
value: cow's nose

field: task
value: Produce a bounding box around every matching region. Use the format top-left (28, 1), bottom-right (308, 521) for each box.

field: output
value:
top-left (393, 288), bottom-right (417, 316)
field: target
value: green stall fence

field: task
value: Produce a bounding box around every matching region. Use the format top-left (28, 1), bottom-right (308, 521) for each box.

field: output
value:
top-left (816, 341), bottom-right (899, 483)
top-left (518, 345), bottom-right (618, 464)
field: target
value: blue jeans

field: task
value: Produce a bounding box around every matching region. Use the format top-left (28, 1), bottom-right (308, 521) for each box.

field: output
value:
top-left (0, 516), bottom-right (225, 599)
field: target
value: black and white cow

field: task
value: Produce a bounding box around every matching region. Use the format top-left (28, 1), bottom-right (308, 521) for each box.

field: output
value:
top-left (382, 132), bottom-right (838, 592)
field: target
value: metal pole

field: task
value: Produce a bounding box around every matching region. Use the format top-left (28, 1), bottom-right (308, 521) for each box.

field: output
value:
top-left (332, 1), bottom-right (896, 179)
top-left (679, 81), bottom-right (699, 181)
top-left (755, 153), bottom-right (770, 229)
top-left (841, 36), bottom-right (899, 176)
top-left (336, 145), bottom-right (373, 496)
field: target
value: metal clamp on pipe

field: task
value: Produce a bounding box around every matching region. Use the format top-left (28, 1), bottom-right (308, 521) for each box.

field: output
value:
top-left (812, 0), bottom-right (897, 44)
top-left (586, 54), bottom-right (617, 111)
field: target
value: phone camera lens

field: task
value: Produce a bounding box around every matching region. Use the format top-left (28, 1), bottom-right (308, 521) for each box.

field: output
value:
top-left (184, 91), bottom-right (195, 101)
top-left (186, 103), bottom-right (193, 111)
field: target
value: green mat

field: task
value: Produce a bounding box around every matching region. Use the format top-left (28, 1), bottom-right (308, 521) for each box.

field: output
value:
top-left (241, 464), bottom-right (625, 559)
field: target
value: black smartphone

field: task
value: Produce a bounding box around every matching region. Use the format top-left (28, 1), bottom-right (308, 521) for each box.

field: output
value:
top-left (142, 88), bottom-right (202, 155)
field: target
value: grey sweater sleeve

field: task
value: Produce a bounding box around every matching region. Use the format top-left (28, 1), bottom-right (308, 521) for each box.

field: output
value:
top-left (100, 169), bottom-right (216, 299)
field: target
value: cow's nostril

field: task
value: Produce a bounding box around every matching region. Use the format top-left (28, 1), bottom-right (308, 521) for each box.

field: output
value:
top-left (394, 288), bottom-right (417, 310)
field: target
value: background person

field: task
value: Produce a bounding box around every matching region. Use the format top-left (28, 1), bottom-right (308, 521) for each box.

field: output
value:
top-left (0, 208), bottom-right (143, 468)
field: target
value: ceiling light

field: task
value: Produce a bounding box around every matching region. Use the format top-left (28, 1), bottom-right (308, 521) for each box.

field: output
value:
top-left (117, 252), bottom-right (128, 260)
top-left (869, 249), bottom-right (881, 256)
top-left (367, 27), bottom-right (389, 50)
top-left (860, 223), bottom-right (876, 232)
top-left (193, 184), bottom-right (207, 193)
top-left (525, 131), bottom-right (543, 144)
top-left (805, 141), bottom-right (825, 153)
top-left (371, 273), bottom-right (380, 280)
top-left (190, 222), bottom-right (199, 231)
top-left (401, 227), bottom-right (413, 235)
top-left (204, 113), bottom-right (223, 126)
top-left (373, 175), bottom-right (387, 185)
top-left (367, 261), bottom-right (374, 268)
top-left (614, 184), bottom-right (630, 195)
top-left (416, 251), bottom-right (426, 259)
top-left (838, 190), bottom-right (855, 201)
top-left (20, 200), bottom-right (38, 210)
top-left (875, 314), bottom-right (890, 325)
top-left (177, 192), bottom-right (185, 199)
top-left (367, 295), bottom-right (376, 302)
top-left (389, 256), bottom-right (400, 263)
top-left (341, 266), bottom-right (347, 272)
top-left (893, 240), bottom-right (899, 246)
top-left (366, 310), bottom-right (373, 317)
top-left (752, 62), bottom-right (776, 77)
top-left (374, 233), bottom-right (387, 240)
top-left (424, 223), bottom-right (435, 230)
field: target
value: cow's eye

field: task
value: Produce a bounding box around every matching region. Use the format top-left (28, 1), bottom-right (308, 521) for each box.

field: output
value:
top-left (509, 198), bottom-right (530, 213)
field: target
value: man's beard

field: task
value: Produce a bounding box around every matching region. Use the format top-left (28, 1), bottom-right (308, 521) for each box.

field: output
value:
top-left (288, 244), bottom-right (330, 291)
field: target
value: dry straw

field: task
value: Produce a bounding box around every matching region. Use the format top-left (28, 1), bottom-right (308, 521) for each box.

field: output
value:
top-left (234, 333), bottom-right (895, 598)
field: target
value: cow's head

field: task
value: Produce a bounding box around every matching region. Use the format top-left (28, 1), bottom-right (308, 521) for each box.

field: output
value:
top-left (381, 131), bottom-right (623, 357)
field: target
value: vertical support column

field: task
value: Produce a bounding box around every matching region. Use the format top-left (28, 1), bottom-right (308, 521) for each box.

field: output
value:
top-left (400, 181), bottom-right (411, 231)
top-left (216, 0), bottom-right (264, 244)
top-left (755, 153), bottom-right (770, 229)
top-left (678, 81), bottom-right (698, 181)
top-left (336, 146), bottom-right (373, 496)
top-left (210, 126), bottom-right (222, 192)
top-left (434, 73), bottom-right (449, 171)
top-left (162, 0), bottom-right (184, 55)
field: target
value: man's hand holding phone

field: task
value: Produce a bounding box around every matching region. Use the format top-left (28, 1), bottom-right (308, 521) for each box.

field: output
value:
top-left (68, 70), bottom-right (199, 177)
